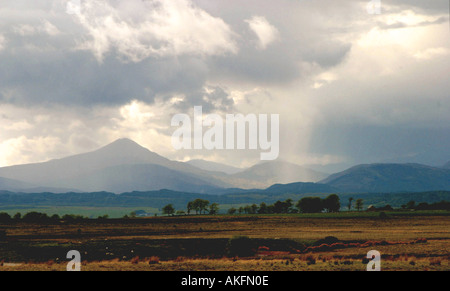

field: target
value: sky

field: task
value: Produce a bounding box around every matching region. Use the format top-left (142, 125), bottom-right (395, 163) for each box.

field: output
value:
top-left (0, 0), bottom-right (449, 172)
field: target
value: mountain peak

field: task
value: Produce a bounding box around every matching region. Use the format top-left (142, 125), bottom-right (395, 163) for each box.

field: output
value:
top-left (108, 138), bottom-right (143, 147)
top-left (99, 138), bottom-right (149, 153)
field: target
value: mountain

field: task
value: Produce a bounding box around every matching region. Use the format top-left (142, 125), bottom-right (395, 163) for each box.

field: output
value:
top-left (228, 161), bottom-right (327, 189)
top-left (0, 138), bottom-right (212, 184)
top-left (0, 138), bottom-right (232, 193)
top-left (0, 139), bottom-right (331, 193)
top-left (187, 159), bottom-right (243, 175)
top-left (443, 161), bottom-right (450, 169)
top-left (2, 138), bottom-right (447, 194)
top-left (321, 163), bottom-right (450, 193)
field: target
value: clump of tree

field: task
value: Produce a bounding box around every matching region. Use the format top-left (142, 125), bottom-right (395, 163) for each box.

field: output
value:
top-left (296, 197), bottom-right (323, 213)
top-left (162, 204), bottom-right (175, 216)
top-left (209, 203), bottom-right (220, 215)
top-left (233, 199), bottom-right (297, 215)
top-left (296, 194), bottom-right (341, 213)
top-left (402, 200), bottom-right (450, 211)
top-left (355, 199), bottom-right (364, 211)
top-left (0, 212), bottom-right (89, 223)
top-left (0, 212), bottom-right (11, 223)
top-left (229, 196), bottom-right (342, 215)
top-left (187, 199), bottom-right (211, 215)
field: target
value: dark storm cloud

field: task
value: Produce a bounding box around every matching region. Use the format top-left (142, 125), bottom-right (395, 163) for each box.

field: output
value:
top-left (0, 0), bottom-right (354, 109)
top-left (0, 47), bottom-right (212, 106)
top-left (0, 0), bottom-right (448, 169)
top-left (0, 0), bottom-right (235, 110)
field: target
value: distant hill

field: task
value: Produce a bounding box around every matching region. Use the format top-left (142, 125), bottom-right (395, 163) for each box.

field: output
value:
top-left (52, 163), bottom-right (222, 194)
top-left (321, 163), bottom-right (450, 193)
top-left (443, 161), bottom-right (450, 169)
top-left (0, 176), bottom-right (34, 192)
top-left (228, 161), bottom-right (327, 188)
top-left (187, 159), bottom-right (243, 175)
top-left (263, 182), bottom-right (338, 195)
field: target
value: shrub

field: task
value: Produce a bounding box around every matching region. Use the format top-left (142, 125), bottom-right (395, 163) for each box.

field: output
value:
top-left (306, 255), bottom-right (316, 265)
top-left (0, 213), bottom-right (11, 223)
top-left (314, 236), bottom-right (339, 246)
top-left (130, 256), bottom-right (140, 264)
top-left (148, 256), bottom-right (160, 265)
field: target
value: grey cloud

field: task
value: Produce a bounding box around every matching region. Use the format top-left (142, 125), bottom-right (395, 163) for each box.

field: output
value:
top-left (385, 0), bottom-right (449, 14)
top-left (377, 16), bottom-right (449, 30)
top-left (308, 124), bottom-right (450, 167)
top-left (173, 86), bottom-right (234, 113)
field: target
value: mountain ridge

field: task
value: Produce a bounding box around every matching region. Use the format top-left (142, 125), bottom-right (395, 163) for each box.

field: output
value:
top-left (321, 163), bottom-right (450, 193)
top-left (0, 138), bottom-right (324, 193)
top-left (0, 138), bottom-right (449, 194)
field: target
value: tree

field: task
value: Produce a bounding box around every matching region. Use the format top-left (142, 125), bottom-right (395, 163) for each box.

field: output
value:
top-left (191, 199), bottom-right (209, 215)
top-left (348, 197), bottom-right (353, 211)
top-left (0, 213), bottom-right (11, 223)
top-left (162, 204), bottom-right (175, 216)
top-left (50, 214), bottom-right (61, 221)
top-left (23, 212), bottom-right (49, 222)
top-left (406, 200), bottom-right (416, 210)
top-left (273, 199), bottom-right (293, 214)
top-left (187, 201), bottom-right (194, 215)
top-left (228, 207), bottom-right (237, 215)
top-left (323, 194), bottom-right (340, 213)
top-left (258, 202), bottom-right (268, 214)
top-left (355, 199), bottom-right (364, 211)
top-left (296, 197), bottom-right (323, 213)
top-left (209, 203), bottom-right (220, 215)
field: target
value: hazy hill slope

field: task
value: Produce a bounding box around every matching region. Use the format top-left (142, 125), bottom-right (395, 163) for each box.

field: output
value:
top-left (52, 163), bottom-right (222, 194)
top-left (321, 163), bottom-right (450, 193)
top-left (187, 159), bottom-right (243, 174)
top-left (263, 182), bottom-right (338, 194)
top-left (0, 176), bottom-right (34, 192)
top-left (228, 161), bottom-right (327, 188)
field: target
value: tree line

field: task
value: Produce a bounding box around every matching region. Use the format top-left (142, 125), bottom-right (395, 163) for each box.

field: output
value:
top-left (401, 200), bottom-right (450, 211)
top-left (162, 198), bottom-right (219, 216)
top-left (0, 212), bottom-right (107, 223)
top-left (227, 194), bottom-right (342, 214)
